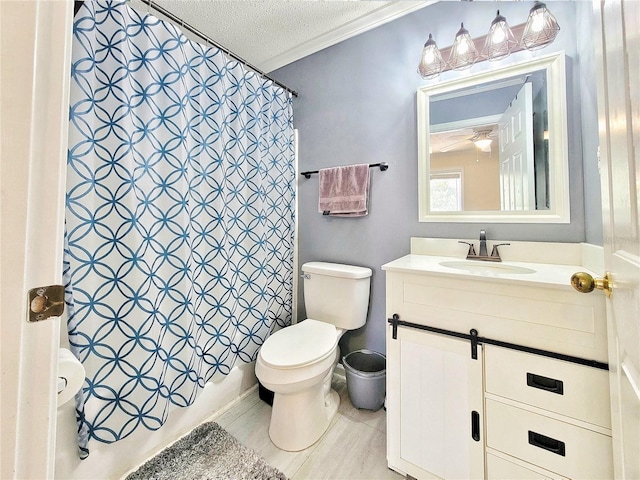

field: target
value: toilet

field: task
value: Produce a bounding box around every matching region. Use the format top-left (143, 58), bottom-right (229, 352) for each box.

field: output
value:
top-left (255, 261), bottom-right (372, 451)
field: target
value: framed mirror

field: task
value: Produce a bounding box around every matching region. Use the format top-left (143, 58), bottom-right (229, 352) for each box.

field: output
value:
top-left (417, 52), bottom-right (569, 223)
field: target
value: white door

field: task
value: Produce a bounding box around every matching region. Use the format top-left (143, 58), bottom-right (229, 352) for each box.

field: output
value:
top-left (387, 327), bottom-right (484, 479)
top-left (499, 82), bottom-right (535, 211)
top-left (0, 1), bottom-right (73, 478)
top-left (594, 1), bottom-right (640, 478)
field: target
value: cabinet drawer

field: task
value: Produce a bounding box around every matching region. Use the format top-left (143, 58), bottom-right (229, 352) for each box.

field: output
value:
top-left (486, 399), bottom-right (613, 480)
top-left (485, 346), bottom-right (611, 428)
top-left (486, 451), bottom-right (566, 480)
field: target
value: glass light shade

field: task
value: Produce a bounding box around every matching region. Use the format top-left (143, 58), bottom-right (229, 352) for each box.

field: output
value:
top-left (483, 10), bottom-right (517, 61)
top-left (417, 33), bottom-right (447, 79)
top-left (521, 1), bottom-right (560, 50)
top-left (474, 138), bottom-right (492, 152)
top-left (449, 23), bottom-right (479, 71)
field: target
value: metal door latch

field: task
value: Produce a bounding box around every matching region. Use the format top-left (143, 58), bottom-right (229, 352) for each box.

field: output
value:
top-left (27, 285), bottom-right (65, 322)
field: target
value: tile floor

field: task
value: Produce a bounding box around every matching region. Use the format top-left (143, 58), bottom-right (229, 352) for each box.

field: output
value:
top-left (213, 375), bottom-right (405, 480)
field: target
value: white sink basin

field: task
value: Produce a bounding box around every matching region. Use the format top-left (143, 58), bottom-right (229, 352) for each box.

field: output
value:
top-left (439, 260), bottom-right (536, 275)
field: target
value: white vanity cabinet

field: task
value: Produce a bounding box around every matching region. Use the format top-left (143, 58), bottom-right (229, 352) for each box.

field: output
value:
top-left (383, 251), bottom-right (613, 480)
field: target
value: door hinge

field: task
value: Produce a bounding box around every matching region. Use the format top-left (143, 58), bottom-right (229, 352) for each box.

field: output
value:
top-left (27, 285), bottom-right (65, 322)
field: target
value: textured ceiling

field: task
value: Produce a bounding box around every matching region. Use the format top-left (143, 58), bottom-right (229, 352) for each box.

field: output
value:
top-left (129, 1), bottom-right (433, 72)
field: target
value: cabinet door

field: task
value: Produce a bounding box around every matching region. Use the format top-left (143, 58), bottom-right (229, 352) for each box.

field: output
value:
top-left (387, 325), bottom-right (484, 479)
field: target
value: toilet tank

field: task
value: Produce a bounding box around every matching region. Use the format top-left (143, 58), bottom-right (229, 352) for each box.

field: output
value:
top-left (301, 262), bottom-right (372, 330)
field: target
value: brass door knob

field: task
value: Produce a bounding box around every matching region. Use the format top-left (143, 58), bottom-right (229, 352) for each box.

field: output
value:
top-left (571, 272), bottom-right (613, 298)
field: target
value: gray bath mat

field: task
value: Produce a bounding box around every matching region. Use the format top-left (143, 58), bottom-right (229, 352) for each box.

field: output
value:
top-left (125, 422), bottom-right (287, 480)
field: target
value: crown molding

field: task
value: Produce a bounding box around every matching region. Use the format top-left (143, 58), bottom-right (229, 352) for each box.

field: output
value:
top-left (262, 1), bottom-right (436, 73)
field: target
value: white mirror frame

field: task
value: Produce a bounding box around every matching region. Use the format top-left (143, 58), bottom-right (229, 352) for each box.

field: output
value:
top-left (418, 52), bottom-right (569, 223)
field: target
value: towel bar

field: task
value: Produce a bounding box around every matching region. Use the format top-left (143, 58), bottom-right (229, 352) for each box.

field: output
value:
top-left (300, 162), bottom-right (388, 179)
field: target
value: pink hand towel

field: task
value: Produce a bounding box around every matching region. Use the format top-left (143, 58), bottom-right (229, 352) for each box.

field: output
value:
top-left (318, 164), bottom-right (370, 217)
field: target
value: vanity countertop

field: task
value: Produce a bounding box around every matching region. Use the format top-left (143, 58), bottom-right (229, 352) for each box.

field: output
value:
top-left (382, 254), bottom-right (599, 291)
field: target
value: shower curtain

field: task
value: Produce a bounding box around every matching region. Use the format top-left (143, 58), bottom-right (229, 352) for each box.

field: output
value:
top-left (64, 0), bottom-right (295, 458)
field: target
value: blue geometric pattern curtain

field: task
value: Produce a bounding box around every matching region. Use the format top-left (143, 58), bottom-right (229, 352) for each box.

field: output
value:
top-left (64, 0), bottom-right (295, 457)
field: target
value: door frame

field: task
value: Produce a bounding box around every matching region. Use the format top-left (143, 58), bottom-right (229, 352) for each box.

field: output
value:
top-left (0, 1), bottom-right (73, 478)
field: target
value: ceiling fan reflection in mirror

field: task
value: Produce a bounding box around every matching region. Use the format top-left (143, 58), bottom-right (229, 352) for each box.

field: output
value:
top-left (431, 124), bottom-right (498, 154)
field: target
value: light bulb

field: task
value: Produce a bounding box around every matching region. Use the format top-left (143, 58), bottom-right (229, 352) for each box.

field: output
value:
top-left (531, 12), bottom-right (545, 32)
top-left (449, 23), bottom-right (478, 70)
top-left (522, 2), bottom-right (561, 51)
top-left (492, 28), bottom-right (505, 44)
top-left (457, 41), bottom-right (469, 55)
top-left (424, 49), bottom-right (435, 64)
top-left (483, 11), bottom-right (517, 61)
top-left (417, 33), bottom-right (446, 79)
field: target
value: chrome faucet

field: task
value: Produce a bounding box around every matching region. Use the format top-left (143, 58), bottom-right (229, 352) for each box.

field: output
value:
top-left (458, 230), bottom-right (510, 262)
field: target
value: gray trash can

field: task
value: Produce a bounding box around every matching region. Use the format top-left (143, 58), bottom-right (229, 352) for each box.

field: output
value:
top-left (342, 349), bottom-right (386, 411)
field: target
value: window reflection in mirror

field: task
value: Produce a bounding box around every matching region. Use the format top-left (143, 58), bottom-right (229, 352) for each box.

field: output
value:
top-left (417, 52), bottom-right (569, 223)
top-left (430, 170), bottom-right (462, 211)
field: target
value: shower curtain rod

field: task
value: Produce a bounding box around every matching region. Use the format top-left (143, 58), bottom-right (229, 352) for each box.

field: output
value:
top-left (138, 0), bottom-right (298, 97)
top-left (74, 0), bottom-right (298, 97)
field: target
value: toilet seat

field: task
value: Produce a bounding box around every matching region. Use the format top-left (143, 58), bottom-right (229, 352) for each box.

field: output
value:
top-left (260, 319), bottom-right (337, 369)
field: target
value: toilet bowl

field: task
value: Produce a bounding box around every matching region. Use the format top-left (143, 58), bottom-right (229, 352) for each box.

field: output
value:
top-left (255, 262), bottom-right (372, 451)
top-left (255, 319), bottom-right (343, 451)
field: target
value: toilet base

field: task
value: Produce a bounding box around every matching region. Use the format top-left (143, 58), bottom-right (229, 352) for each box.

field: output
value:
top-left (268, 372), bottom-right (340, 451)
top-left (258, 382), bottom-right (274, 406)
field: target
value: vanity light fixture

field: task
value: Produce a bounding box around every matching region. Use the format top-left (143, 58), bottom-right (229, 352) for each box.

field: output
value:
top-left (449, 23), bottom-right (479, 70)
top-left (417, 3), bottom-right (561, 79)
top-left (521, 1), bottom-right (561, 50)
top-left (417, 33), bottom-right (447, 79)
top-left (483, 10), bottom-right (517, 61)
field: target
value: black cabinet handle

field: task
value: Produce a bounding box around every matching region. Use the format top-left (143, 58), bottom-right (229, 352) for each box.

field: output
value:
top-left (527, 372), bottom-right (564, 395)
top-left (471, 411), bottom-right (480, 441)
top-left (528, 430), bottom-right (566, 456)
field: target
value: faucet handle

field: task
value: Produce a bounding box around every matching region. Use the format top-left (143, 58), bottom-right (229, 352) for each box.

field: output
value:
top-left (490, 243), bottom-right (510, 259)
top-left (459, 241), bottom-right (477, 258)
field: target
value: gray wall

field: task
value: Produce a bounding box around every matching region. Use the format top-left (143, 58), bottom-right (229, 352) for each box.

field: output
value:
top-left (272, 1), bottom-right (603, 356)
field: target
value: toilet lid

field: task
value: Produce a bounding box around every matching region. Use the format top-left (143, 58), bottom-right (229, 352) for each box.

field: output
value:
top-left (260, 319), bottom-right (337, 368)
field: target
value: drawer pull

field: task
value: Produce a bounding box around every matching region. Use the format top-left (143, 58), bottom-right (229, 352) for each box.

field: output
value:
top-left (471, 410), bottom-right (480, 441)
top-left (528, 430), bottom-right (566, 456)
top-left (526, 372), bottom-right (564, 395)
